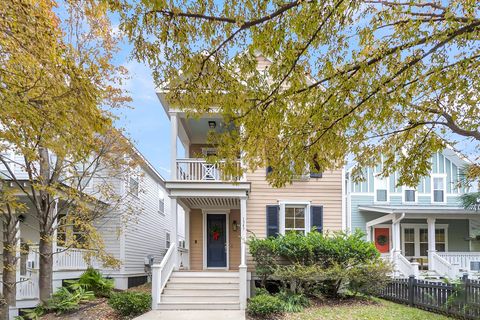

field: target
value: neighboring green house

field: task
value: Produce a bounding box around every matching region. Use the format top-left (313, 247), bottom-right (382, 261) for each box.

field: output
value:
top-left (346, 148), bottom-right (480, 278)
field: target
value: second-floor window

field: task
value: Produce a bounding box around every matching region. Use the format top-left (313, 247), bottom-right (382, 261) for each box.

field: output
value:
top-left (374, 176), bottom-right (388, 202)
top-left (404, 188), bottom-right (416, 203)
top-left (129, 176), bottom-right (139, 197)
top-left (433, 176), bottom-right (445, 203)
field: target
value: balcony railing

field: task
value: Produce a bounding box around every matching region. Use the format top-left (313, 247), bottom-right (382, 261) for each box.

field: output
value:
top-left (175, 158), bottom-right (243, 181)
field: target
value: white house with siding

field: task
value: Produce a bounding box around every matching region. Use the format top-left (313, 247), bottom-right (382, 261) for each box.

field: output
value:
top-left (0, 145), bottom-right (172, 318)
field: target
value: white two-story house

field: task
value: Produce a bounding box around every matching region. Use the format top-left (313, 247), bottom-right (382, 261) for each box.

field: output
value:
top-left (0, 144), bottom-right (172, 318)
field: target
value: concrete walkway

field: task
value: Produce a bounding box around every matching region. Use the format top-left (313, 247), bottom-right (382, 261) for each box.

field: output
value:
top-left (135, 310), bottom-right (246, 320)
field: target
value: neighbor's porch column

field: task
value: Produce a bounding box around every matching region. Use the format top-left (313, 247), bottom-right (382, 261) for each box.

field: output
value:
top-left (427, 217), bottom-right (436, 270)
top-left (239, 197), bottom-right (248, 310)
top-left (52, 198), bottom-right (59, 270)
top-left (170, 113), bottom-right (178, 179)
top-left (171, 197), bottom-right (179, 270)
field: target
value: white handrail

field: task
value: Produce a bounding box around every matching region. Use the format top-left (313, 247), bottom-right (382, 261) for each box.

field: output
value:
top-left (437, 252), bottom-right (480, 272)
top-left (151, 243), bottom-right (176, 309)
top-left (175, 158), bottom-right (242, 181)
top-left (393, 251), bottom-right (419, 277)
top-left (432, 252), bottom-right (458, 278)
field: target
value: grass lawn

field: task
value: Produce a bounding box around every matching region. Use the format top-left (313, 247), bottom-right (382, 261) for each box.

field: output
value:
top-left (282, 297), bottom-right (451, 320)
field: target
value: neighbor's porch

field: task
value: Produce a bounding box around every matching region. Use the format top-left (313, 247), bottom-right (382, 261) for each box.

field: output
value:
top-left (361, 205), bottom-right (480, 279)
top-left (0, 201), bottom-right (99, 306)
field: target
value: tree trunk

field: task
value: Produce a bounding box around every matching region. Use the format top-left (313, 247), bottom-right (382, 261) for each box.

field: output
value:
top-left (38, 234), bottom-right (53, 303)
top-left (2, 218), bottom-right (18, 320)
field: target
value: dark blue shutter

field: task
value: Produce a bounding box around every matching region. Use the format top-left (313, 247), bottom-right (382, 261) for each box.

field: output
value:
top-left (310, 205), bottom-right (323, 233)
top-left (266, 205), bottom-right (279, 237)
top-left (310, 172), bottom-right (322, 178)
top-left (266, 166), bottom-right (273, 176)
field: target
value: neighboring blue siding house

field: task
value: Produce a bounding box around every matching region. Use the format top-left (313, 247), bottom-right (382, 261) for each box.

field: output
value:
top-left (346, 149), bottom-right (480, 278)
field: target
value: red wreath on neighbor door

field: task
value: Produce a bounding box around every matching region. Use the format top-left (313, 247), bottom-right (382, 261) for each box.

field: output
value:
top-left (210, 225), bottom-right (221, 241)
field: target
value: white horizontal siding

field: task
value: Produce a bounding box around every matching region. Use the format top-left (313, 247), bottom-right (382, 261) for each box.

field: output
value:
top-left (123, 166), bottom-right (171, 274)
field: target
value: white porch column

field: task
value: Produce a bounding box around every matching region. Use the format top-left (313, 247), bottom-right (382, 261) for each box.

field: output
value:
top-left (170, 113), bottom-right (178, 179)
top-left (427, 217), bottom-right (436, 270)
top-left (171, 197), bottom-right (179, 270)
top-left (239, 197), bottom-right (248, 310)
top-left (366, 226), bottom-right (372, 242)
top-left (52, 198), bottom-right (59, 269)
top-left (15, 218), bottom-right (21, 285)
top-left (185, 208), bottom-right (190, 270)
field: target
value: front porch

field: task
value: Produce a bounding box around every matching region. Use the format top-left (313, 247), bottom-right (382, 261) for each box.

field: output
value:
top-left (362, 206), bottom-right (480, 279)
top-left (151, 181), bottom-right (250, 311)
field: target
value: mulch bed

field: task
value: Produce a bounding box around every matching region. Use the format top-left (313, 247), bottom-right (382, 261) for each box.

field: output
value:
top-left (40, 298), bottom-right (119, 320)
top-left (39, 283), bottom-right (152, 320)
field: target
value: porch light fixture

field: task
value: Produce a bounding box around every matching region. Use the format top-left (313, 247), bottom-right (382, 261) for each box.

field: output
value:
top-left (232, 220), bottom-right (238, 231)
top-left (208, 120), bottom-right (216, 129)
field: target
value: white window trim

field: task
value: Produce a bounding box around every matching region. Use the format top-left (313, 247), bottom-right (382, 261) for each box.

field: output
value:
top-left (373, 175), bottom-right (389, 203)
top-left (402, 186), bottom-right (417, 204)
top-left (279, 201), bottom-right (311, 235)
top-left (401, 224), bottom-right (449, 258)
top-left (158, 189), bottom-right (165, 215)
top-left (165, 231), bottom-right (171, 248)
top-left (431, 174), bottom-right (447, 204)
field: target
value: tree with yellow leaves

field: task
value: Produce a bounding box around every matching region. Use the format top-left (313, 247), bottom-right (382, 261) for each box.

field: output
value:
top-left (0, 0), bottom-right (132, 315)
top-left (115, 0), bottom-right (479, 188)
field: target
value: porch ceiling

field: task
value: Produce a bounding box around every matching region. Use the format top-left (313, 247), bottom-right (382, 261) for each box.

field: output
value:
top-left (359, 205), bottom-right (478, 217)
top-left (180, 197), bottom-right (240, 209)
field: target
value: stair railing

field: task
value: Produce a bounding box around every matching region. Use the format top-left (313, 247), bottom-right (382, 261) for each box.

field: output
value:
top-left (151, 243), bottom-right (176, 309)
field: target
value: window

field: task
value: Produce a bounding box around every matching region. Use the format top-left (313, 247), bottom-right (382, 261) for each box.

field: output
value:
top-left (57, 214), bottom-right (86, 248)
top-left (158, 190), bottom-right (165, 215)
top-left (129, 176), bottom-right (139, 196)
top-left (433, 176), bottom-right (445, 203)
top-left (435, 229), bottom-right (446, 252)
top-left (165, 232), bottom-right (171, 248)
top-left (374, 176), bottom-right (388, 202)
top-left (404, 228), bottom-right (415, 257)
top-left (402, 225), bottom-right (447, 257)
top-left (284, 207), bottom-right (306, 234)
top-left (404, 187), bottom-right (416, 203)
top-left (419, 228), bottom-right (428, 257)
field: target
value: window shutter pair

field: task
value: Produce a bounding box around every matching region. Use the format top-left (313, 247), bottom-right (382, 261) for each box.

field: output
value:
top-left (266, 205), bottom-right (323, 237)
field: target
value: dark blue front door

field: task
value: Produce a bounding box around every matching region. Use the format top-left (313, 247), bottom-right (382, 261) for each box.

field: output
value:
top-left (206, 214), bottom-right (227, 268)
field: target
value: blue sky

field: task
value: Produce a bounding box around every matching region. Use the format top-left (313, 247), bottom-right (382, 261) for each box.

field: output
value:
top-left (112, 43), bottom-right (172, 179)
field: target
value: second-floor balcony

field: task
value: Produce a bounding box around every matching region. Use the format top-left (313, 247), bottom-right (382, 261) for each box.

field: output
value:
top-left (175, 158), bottom-right (243, 182)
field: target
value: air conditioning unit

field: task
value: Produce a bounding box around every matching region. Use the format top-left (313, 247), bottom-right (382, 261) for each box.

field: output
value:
top-left (471, 261), bottom-right (480, 271)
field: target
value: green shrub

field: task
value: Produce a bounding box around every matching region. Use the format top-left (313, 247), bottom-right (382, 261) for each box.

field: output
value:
top-left (276, 291), bottom-right (310, 312)
top-left (249, 230), bottom-right (389, 299)
top-left (66, 268), bottom-right (114, 297)
top-left (108, 291), bottom-right (151, 317)
top-left (46, 286), bottom-right (94, 314)
top-left (247, 294), bottom-right (284, 317)
top-left (348, 259), bottom-right (391, 296)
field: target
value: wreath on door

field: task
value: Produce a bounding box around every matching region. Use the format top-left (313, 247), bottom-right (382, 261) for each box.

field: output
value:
top-left (210, 225), bottom-right (222, 241)
top-left (376, 235), bottom-right (388, 246)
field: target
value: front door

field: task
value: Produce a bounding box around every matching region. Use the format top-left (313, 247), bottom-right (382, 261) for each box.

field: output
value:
top-left (206, 214), bottom-right (227, 268)
top-left (374, 227), bottom-right (390, 253)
